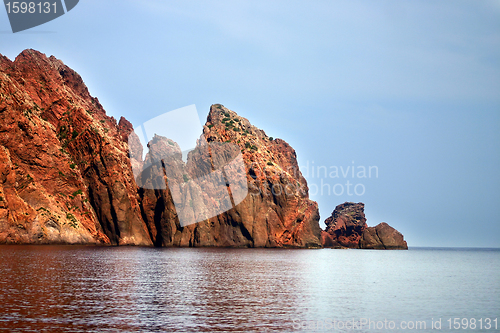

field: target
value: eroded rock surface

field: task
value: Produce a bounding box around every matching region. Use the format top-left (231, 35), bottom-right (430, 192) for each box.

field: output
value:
top-left (0, 49), bottom-right (322, 247)
top-left (0, 49), bottom-right (151, 245)
top-left (360, 222), bottom-right (408, 249)
top-left (133, 104), bottom-right (322, 248)
top-left (322, 202), bottom-right (407, 249)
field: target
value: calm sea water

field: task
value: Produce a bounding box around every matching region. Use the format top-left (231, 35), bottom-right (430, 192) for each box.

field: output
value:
top-left (0, 246), bottom-right (498, 333)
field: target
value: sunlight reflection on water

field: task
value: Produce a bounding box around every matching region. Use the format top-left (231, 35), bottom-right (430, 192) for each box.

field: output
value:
top-left (0, 246), bottom-right (498, 332)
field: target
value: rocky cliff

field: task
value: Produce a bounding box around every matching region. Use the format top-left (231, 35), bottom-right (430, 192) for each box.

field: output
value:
top-left (0, 49), bottom-right (322, 247)
top-left (130, 104), bottom-right (322, 248)
top-left (322, 202), bottom-right (408, 249)
top-left (0, 49), bottom-right (152, 245)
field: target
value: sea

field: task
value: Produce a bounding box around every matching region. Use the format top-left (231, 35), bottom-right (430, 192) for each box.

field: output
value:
top-left (0, 246), bottom-right (498, 333)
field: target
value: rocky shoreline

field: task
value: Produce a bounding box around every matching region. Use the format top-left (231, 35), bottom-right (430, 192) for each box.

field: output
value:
top-left (0, 49), bottom-right (407, 249)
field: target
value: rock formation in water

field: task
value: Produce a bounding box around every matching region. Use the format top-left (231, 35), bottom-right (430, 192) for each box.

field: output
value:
top-left (359, 222), bottom-right (408, 249)
top-left (131, 104), bottom-right (322, 248)
top-left (0, 49), bottom-right (322, 247)
top-left (0, 49), bottom-right (152, 245)
top-left (322, 202), bottom-right (407, 249)
top-left (0, 50), bottom-right (407, 249)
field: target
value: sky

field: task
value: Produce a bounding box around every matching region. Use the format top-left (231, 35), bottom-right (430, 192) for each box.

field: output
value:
top-left (1, 0), bottom-right (499, 247)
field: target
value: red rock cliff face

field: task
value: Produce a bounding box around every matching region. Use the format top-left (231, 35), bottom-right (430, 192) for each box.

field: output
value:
top-left (133, 104), bottom-right (323, 248)
top-left (0, 49), bottom-right (151, 245)
top-left (0, 50), bottom-right (322, 247)
top-left (322, 202), bottom-right (367, 248)
top-left (322, 202), bottom-right (407, 249)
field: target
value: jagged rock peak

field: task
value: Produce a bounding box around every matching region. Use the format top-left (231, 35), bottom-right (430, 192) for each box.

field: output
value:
top-left (0, 49), bottom-right (151, 245)
top-left (322, 202), bottom-right (407, 249)
top-left (0, 50), bottom-right (322, 248)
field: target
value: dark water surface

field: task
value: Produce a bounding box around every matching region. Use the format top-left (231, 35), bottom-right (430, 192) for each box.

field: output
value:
top-left (0, 246), bottom-right (498, 332)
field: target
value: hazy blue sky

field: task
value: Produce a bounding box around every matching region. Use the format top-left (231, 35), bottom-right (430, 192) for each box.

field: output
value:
top-left (1, 0), bottom-right (499, 247)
